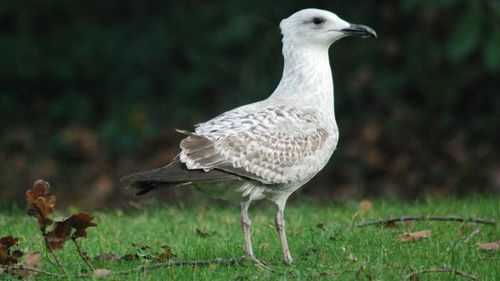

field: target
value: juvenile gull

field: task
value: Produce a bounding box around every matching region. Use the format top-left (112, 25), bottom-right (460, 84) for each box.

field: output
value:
top-left (122, 8), bottom-right (376, 264)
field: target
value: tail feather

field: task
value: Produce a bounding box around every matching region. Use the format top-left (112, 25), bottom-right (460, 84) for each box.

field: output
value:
top-left (121, 159), bottom-right (242, 195)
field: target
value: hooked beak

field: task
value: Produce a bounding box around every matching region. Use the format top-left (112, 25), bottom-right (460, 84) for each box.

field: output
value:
top-left (341, 23), bottom-right (377, 38)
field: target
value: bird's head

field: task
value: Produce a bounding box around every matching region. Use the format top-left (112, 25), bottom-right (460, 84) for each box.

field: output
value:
top-left (280, 8), bottom-right (376, 48)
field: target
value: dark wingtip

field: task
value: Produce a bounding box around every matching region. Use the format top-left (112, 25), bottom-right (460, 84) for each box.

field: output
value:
top-left (134, 185), bottom-right (156, 196)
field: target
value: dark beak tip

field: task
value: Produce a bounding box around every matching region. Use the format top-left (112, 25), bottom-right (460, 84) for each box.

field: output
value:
top-left (366, 27), bottom-right (377, 39)
top-left (342, 23), bottom-right (377, 39)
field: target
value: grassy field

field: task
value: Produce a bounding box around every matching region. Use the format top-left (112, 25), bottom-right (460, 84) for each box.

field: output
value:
top-left (1, 196), bottom-right (498, 280)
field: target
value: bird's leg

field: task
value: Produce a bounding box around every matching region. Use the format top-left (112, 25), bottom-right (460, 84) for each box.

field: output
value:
top-left (240, 201), bottom-right (256, 259)
top-left (275, 207), bottom-right (293, 264)
top-left (240, 201), bottom-right (270, 270)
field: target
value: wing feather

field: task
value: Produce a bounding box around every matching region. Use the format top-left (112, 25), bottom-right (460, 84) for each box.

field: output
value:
top-left (179, 104), bottom-right (337, 184)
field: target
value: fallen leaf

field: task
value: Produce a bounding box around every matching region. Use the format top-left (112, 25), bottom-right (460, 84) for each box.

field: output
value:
top-left (93, 269), bottom-right (111, 278)
top-left (23, 251), bottom-right (41, 267)
top-left (18, 252), bottom-right (42, 278)
top-left (0, 236), bottom-right (22, 265)
top-left (155, 245), bottom-right (174, 261)
top-left (359, 199), bottom-right (373, 213)
top-left (0, 236), bottom-right (19, 249)
top-left (477, 241), bottom-right (499, 251)
top-left (400, 230), bottom-right (432, 242)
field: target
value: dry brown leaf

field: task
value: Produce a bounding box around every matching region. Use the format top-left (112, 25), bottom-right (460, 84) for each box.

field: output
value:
top-left (23, 251), bottom-right (41, 267)
top-left (0, 236), bottom-right (22, 265)
top-left (401, 230), bottom-right (432, 242)
top-left (46, 221), bottom-right (72, 251)
top-left (66, 212), bottom-right (97, 239)
top-left (477, 241), bottom-right (499, 251)
top-left (26, 179), bottom-right (56, 229)
top-left (93, 269), bottom-right (111, 278)
top-left (45, 212), bottom-right (97, 251)
top-left (155, 246), bottom-right (174, 262)
top-left (359, 199), bottom-right (374, 213)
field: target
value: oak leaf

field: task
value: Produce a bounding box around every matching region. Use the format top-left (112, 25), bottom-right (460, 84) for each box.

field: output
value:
top-left (400, 230), bottom-right (432, 242)
top-left (23, 251), bottom-right (41, 267)
top-left (93, 269), bottom-right (111, 278)
top-left (67, 212), bottom-right (97, 239)
top-left (45, 212), bottom-right (97, 251)
top-left (26, 179), bottom-right (56, 229)
top-left (0, 236), bottom-right (22, 265)
top-left (46, 221), bottom-right (72, 251)
top-left (477, 241), bottom-right (499, 251)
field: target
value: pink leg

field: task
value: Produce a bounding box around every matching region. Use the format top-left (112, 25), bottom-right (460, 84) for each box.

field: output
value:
top-left (275, 208), bottom-right (293, 264)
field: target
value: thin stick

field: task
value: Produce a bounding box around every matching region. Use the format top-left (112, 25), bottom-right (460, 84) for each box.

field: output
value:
top-left (42, 236), bottom-right (68, 276)
top-left (72, 239), bottom-right (94, 272)
top-left (405, 267), bottom-right (480, 280)
top-left (108, 258), bottom-right (246, 276)
top-left (9, 265), bottom-right (65, 278)
top-left (353, 215), bottom-right (496, 228)
top-left (463, 227), bottom-right (481, 243)
top-left (7, 258), bottom-right (244, 278)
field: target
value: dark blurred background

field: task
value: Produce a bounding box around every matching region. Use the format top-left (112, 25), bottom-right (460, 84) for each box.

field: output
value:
top-left (0, 0), bottom-right (499, 208)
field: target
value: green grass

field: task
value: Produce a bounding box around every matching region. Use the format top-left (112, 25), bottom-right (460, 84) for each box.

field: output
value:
top-left (1, 197), bottom-right (498, 280)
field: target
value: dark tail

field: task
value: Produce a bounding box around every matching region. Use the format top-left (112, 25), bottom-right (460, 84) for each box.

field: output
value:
top-left (121, 159), bottom-right (242, 196)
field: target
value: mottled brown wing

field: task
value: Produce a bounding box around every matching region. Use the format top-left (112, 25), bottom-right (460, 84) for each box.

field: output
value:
top-left (179, 106), bottom-right (334, 184)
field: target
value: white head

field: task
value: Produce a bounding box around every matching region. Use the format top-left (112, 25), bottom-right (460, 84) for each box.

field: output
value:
top-left (280, 8), bottom-right (376, 48)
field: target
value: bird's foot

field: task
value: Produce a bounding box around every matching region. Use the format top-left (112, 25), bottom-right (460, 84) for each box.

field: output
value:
top-left (283, 255), bottom-right (293, 265)
top-left (243, 254), bottom-right (269, 270)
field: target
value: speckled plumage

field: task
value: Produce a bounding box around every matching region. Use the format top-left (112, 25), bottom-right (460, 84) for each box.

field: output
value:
top-left (122, 8), bottom-right (376, 264)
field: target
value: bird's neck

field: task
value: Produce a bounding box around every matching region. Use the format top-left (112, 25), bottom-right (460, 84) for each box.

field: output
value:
top-left (270, 42), bottom-right (335, 116)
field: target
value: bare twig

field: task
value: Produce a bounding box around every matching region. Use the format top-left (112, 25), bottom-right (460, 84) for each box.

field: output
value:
top-left (9, 265), bottom-right (65, 278)
top-left (5, 258), bottom-right (245, 278)
top-left (463, 227), bottom-right (481, 243)
top-left (405, 267), bottom-right (480, 280)
top-left (42, 236), bottom-right (68, 276)
top-left (353, 215), bottom-right (496, 228)
top-left (72, 239), bottom-right (94, 272)
top-left (108, 258), bottom-right (246, 276)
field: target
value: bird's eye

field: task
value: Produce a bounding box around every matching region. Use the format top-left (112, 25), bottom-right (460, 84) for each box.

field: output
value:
top-left (312, 17), bottom-right (324, 25)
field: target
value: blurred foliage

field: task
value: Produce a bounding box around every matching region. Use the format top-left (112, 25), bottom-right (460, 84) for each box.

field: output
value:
top-left (0, 0), bottom-right (498, 206)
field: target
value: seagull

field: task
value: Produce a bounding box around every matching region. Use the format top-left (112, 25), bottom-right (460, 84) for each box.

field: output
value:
top-left (122, 8), bottom-right (376, 265)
